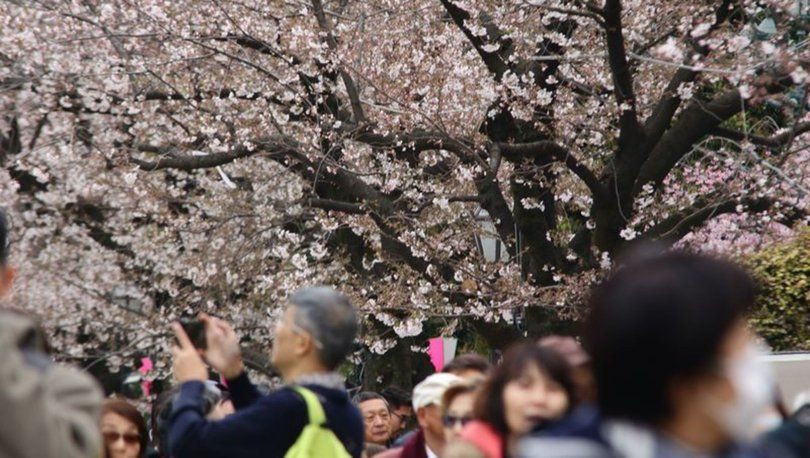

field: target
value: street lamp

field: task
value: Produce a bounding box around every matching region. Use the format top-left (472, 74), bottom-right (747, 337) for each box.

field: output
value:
top-left (473, 208), bottom-right (521, 263)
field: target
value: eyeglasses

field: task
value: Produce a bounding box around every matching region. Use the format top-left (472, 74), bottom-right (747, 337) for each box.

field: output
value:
top-left (442, 415), bottom-right (472, 428)
top-left (103, 432), bottom-right (140, 445)
top-left (391, 411), bottom-right (412, 423)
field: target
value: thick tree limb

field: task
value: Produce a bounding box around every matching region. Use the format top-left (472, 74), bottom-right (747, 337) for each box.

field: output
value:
top-left (132, 138), bottom-right (292, 171)
top-left (634, 89), bottom-right (744, 193)
top-left (305, 198), bottom-right (366, 214)
top-left (603, 0), bottom-right (642, 143)
top-left (498, 141), bottom-right (606, 199)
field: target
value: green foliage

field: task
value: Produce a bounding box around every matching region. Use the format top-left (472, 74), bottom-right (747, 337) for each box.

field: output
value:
top-left (746, 229), bottom-right (810, 351)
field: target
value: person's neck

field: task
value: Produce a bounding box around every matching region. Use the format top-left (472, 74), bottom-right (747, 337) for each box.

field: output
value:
top-left (423, 430), bottom-right (445, 457)
top-left (281, 359), bottom-right (331, 382)
top-left (660, 410), bottom-right (727, 454)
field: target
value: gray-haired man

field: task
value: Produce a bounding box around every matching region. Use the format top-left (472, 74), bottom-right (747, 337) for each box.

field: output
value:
top-left (169, 287), bottom-right (364, 458)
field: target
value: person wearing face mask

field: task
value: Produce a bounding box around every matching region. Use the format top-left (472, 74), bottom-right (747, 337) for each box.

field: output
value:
top-left (519, 250), bottom-right (795, 458)
top-left (0, 209), bottom-right (104, 458)
top-left (445, 343), bottom-right (576, 458)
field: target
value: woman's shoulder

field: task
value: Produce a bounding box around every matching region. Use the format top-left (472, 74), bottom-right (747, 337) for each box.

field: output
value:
top-left (455, 421), bottom-right (504, 458)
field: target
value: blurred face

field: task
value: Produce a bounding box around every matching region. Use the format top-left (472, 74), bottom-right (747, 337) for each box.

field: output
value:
top-left (443, 391), bottom-right (475, 442)
top-left (0, 264), bottom-right (15, 298)
top-left (670, 320), bottom-right (774, 446)
top-left (417, 404), bottom-right (445, 445)
top-left (390, 405), bottom-right (413, 434)
top-left (270, 307), bottom-right (314, 378)
top-left (502, 363), bottom-right (570, 436)
top-left (360, 399), bottom-right (391, 445)
top-left (101, 412), bottom-right (141, 458)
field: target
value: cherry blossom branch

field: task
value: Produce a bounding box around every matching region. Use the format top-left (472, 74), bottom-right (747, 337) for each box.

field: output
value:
top-left (641, 195), bottom-right (803, 244)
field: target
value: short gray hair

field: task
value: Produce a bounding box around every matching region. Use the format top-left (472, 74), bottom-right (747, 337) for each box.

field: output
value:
top-left (290, 286), bottom-right (358, 370)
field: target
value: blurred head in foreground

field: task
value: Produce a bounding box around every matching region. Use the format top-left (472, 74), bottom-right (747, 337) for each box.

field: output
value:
top-left (585, 250), bottom-right (773, 450)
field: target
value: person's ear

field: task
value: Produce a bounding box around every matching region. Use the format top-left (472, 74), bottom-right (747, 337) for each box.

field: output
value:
top-left (0, 266), bottom-right (15, 298)
top-left (293, 330), bottom-right (313, 357)
top-left (415, 406), bottom-right (429, 428)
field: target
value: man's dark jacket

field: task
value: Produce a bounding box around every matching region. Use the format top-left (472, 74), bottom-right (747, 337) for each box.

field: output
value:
top-left (168, 372), bottom-right (364, 458)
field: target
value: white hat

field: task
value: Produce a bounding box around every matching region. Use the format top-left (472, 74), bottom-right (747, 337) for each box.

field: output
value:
top-left (412, 373), bottom-right (463, 410)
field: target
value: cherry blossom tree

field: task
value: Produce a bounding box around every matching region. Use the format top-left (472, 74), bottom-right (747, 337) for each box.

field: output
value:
top-left (1, 0), bottom-right (808, 385)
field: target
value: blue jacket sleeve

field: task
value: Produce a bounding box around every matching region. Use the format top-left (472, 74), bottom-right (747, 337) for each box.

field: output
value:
top-left (168, 382), bottom-right (305, 458)
top-left (226, 371), bottom-right (260, 410)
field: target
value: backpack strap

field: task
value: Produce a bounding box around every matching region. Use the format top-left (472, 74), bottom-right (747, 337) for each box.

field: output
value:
top-left (291, 386), bottom-right (326, 426)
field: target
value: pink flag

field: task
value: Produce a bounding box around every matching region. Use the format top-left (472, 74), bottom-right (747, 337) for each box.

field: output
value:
top-left (428, 337), bottom-right (444, 372)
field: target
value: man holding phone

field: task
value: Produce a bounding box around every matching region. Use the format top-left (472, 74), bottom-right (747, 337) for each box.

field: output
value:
top-left (168, 287), bottom-right (364, 458)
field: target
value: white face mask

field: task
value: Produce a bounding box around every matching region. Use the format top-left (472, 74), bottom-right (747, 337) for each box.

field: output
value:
top-left (710, 341), bottom-right (775, 442)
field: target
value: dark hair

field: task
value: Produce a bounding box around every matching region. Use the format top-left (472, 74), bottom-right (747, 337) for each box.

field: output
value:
top-left (442, 353), bottom-right (491, 376)
top-left (442, 378), bottom-right (483, 413)
top-left (151, 386), bottom-right (182, 457)
top-left (584, 250), bottom-right (755, 425)
top-left (354, 391), bottom-right (390, 410)
top-left (0, 210), bottom-right (9, 265)
top-left (290, 287), bottom-right (358, 370)
top-left (381, 386), bottom-right (411, 410)
top-left (473, 342), bottom-right (575, 438)
top-left (151, 382), bottom-right (226, 457)
top-left (102, 399), bottom-right (148, 457)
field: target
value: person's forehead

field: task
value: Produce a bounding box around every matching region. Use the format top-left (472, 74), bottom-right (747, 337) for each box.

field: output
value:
top-left (101, 413), bottom-right (138, 430)
top-left (360, 399), bottom-right (388, 411)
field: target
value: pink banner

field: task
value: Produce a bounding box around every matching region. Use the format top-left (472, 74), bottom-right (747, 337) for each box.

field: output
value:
top-left (428, 337), bottom-right (444, 372)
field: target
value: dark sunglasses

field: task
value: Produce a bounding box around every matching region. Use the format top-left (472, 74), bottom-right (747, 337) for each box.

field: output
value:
top-left (103, 431), bottom-right (140, 445)
top-left (442, 415), bottom-right (472, 428)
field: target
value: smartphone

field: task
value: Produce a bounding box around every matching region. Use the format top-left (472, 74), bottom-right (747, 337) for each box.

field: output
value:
top-left (178, 318), bottom-right (207, 350)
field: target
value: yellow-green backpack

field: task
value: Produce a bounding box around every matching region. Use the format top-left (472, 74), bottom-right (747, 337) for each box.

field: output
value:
top-left (284, 386), bottom-right (352, 458)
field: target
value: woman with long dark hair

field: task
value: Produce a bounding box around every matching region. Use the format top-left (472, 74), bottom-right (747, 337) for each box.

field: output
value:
top-left (445, 343), bottom-right (576, 458)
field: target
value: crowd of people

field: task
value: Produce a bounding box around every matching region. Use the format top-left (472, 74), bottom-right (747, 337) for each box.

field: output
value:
top-left (1, 209), bottom-right (809, 458)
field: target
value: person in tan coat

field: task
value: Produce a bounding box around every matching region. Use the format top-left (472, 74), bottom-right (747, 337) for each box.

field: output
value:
top-left (0, 209), bottom-right (103, 458)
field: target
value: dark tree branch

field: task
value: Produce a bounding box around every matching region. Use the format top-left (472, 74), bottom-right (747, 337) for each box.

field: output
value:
top-left (497, 141), bottom-right (606, 199)
top-left (306, 198), bottom-right (366, 214)
top-left (643, 68), bottom-right (698, 144)
top-left (310, 0), bottom-right (366, 123)
top-left (132, 138), bottom-right (292, 171)
top-left (635, 89), bottom-right (744, 193)
top-left (603, 0), bottom-right (642, 143)
top-left (711, 122), bottom-right (810, 149)
top-left (438, 0), bottom-right (513, 80)
top-left (640, 194), bottom-right (793, 244)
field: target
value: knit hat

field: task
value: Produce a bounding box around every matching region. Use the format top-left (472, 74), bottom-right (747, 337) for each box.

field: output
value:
top-left (412, 373), bottom-right (463, 410)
